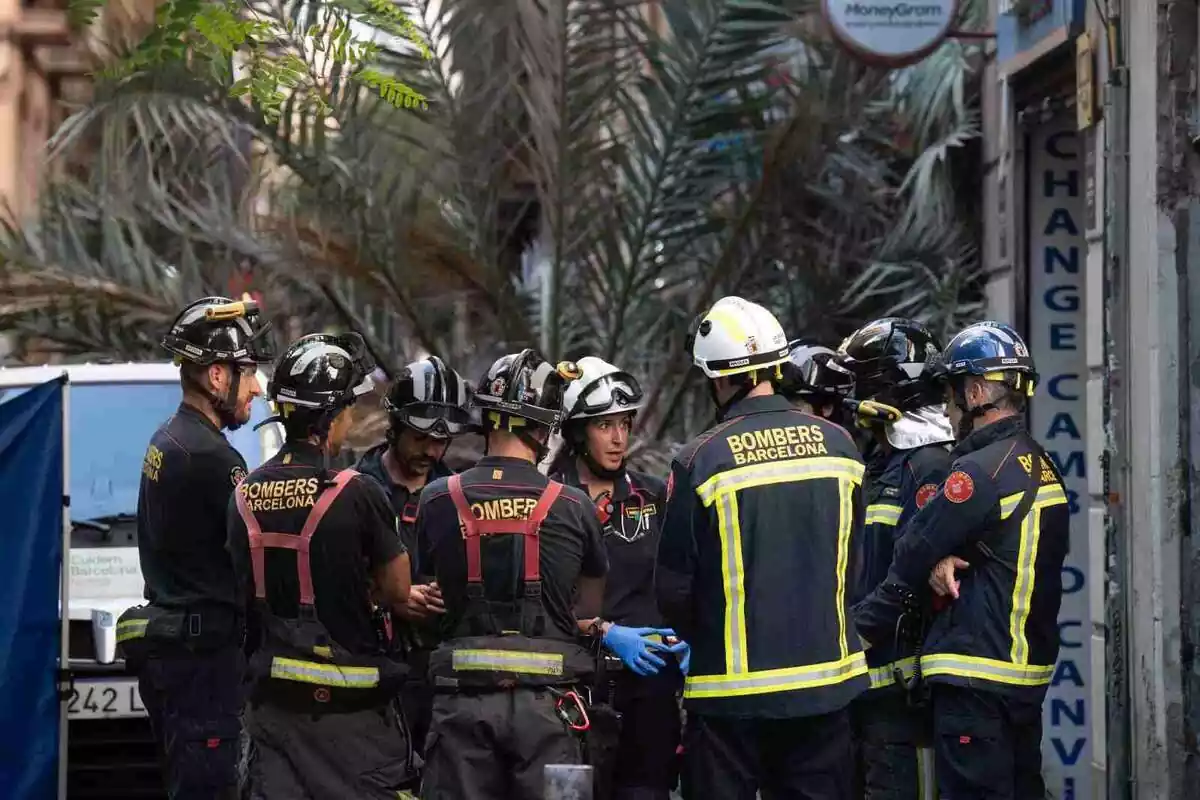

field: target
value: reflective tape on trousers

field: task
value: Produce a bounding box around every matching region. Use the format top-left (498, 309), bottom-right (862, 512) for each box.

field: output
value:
top-left (451, 648), bottom-right (565, 676)
top-left (269, 656), bottom-right (380, 688)
top-left (116, 618), bottom-right (149, 643)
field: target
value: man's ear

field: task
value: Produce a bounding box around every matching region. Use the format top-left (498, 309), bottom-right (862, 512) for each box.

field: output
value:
top-left (206, 363), bottom-right (226, 392)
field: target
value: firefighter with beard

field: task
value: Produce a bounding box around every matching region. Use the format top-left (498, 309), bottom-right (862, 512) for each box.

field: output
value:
top-left (356, 355), bottom-right (475, 754)
top-left (854, 322), bottom-right (1069, 800)
top-left (549, 356), bottom-right (687, 800)
top-left (414, 350), bottom-right (609, 800)
top-left (657, 296), bottom-right (869, 800)
top-left (835, 318), bottom-right (953, 800)
top-left (227, 333), bottom-right (419, 798)
top-left (119, 297), bottom-right (274, 800)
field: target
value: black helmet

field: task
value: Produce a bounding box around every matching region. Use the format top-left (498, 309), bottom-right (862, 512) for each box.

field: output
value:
top-left (268, 332), bottom-right (376, 413)
top-left (473, 349), bottom-right (568, 430)
top-left (837, 317), bottom-right (943, 410)
top-left (777, 339), bottom-right (856, 403)
top-left (161, 296), bottom-right (275, 366)
top-left (384, 356), bottom-right (475, 439)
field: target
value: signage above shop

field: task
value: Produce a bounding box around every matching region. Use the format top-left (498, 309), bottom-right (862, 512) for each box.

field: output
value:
top-left (822, 0), bottom-right (960, 68)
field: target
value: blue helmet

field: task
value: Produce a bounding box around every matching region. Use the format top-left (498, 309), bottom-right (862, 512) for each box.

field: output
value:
top-left (938, 321), bottom-right (1037, 396)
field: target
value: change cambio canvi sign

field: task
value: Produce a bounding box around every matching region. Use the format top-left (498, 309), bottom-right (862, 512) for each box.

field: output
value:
top-left (822, 0), bottom-right (959, 67)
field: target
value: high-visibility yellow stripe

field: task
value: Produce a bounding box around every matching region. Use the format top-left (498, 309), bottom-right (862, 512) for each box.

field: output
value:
top-left (999, 484), bottom-right (1067, 519)
top-left (451, 649), bottom-right (564, 676)
top-left (684, 652), bottom-right (867, 699)
top-left (270, 657), bottom-right (380, 688)
top-left (865, 502), bottom-right (902, 526)
top-left (867, 656), bottom-right (916, 690)
top-left (1005, 485), bottom-right (1067, 664)
top-left (116, 619), bottom-right (148, 643)
top-left (835, 478), bottom-right (852, 660)
top-left (696, 457), bottom-right (865, 505)
top-left (715, 492), bottom-right (749, 674)
top-left (920, 653), bottom-right (1053, 687)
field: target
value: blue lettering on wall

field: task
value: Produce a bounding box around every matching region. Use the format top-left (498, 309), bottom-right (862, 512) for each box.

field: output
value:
top-left (1053, 659), bottom-right (1085, 687)
top-left (1048, 374), bottom-right (1080, 401)
top-left (1051, 698), bottom-right (1086, 726)
top-left (1063, 565), bottom-right (1085, 593)
top-left (1046, 131), bottom-right (1078, 159)
top-left (1047, 412), bottom-right (1082, 440)
top-left (1059, 620), bottom-right (1083, 648)
top-left (1063, 777), bottom-right (1076, 800)
top-left (1050, 323), bottom-right (1078, 350)
top-left (1044, 285), bottom-right (1080, 312)
top-left (1044, 209), bottom-right (1080, 236)
top-left (1052, 738), bottom-right (1086, 766)
top-left (1048, 451), bottom-right (1086, 478)
top-left (1045, 245), bottom-right (1080, 274)
top-left (1067, 489), bottom-right (1081, 515)
top-left (1044, 169), bottom-right (1079, 198)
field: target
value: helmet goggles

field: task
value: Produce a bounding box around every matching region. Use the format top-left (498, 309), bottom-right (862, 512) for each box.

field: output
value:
top-left (385, 399), bottom-right (474, 439)
top-left (573, 371), bottom-right (644, 417)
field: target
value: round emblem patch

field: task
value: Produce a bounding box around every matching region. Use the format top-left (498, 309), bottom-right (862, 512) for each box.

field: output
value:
top-left (229, 465), bottom-right (247, 486)
top-left (915, 483), bottom-right (939, 509)
top-left (943, 471), bottom-right (974, 504)
top-left (313, 687), bottom-right (331, 703)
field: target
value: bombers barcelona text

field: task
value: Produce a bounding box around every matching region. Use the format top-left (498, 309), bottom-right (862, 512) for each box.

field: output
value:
top-left (726, 425), bottom-right (828, 465)
top-left (239, 477), bottom-right (320, 512)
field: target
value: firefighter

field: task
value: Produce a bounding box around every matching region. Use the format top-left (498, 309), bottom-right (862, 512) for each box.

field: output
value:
top-left (414, 350), bottom-right (609, 800)
top-left (226, 332), bottom-right (420, 798)
top-left (356, 355), bottom-right (475, 754)
top-left (550, 356), bottom-right (685, 800)
top-left (854, 321), bottom-right (1069, 800)
top-left (121, 296), bottom-right (274, 800)
top-left (657, 296), bottom-right (869, 800)
top-left (836, 318), bottom-right (954, 800)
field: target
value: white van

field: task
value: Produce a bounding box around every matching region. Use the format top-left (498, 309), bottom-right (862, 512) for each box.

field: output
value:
top-left (0, 362), bottom-right (281, 798)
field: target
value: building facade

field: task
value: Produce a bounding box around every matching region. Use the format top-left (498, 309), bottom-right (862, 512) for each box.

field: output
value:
top-left (982, 0), bottom-right (1200, 796)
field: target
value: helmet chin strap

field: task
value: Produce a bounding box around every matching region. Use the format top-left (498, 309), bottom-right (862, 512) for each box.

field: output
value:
top-left (565, 421), bottom-right (625, 481)
top-left (950, 379), bottom-right (997, 440)
top-left (710, 378), bottom-right (753, 421)
top-left (185, 365), bottom-right (243, 431)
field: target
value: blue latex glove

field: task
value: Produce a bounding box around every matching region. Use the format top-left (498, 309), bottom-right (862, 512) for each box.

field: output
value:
top-left (602, 625), bottom-right (675, 676)
top-left (665, 638), bottom-right (691, 675)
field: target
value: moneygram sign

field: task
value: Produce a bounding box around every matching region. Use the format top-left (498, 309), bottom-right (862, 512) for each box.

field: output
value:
top-left (823, 0), bottom-right (959, 67)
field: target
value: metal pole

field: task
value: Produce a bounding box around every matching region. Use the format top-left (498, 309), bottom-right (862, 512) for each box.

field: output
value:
top-left (543, 763), bottom-right (593, 800)
top-left (57, 371), bottom-right (70, 800)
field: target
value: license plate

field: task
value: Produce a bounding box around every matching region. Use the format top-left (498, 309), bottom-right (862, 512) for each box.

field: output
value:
top-left (66, 678), bottom-right (146, 720)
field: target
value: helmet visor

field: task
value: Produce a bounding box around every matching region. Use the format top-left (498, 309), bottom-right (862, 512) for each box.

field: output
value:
top-left (574, 372), bottom-right (644, 416)
top-left (387, 400), bottom-right (474, 438)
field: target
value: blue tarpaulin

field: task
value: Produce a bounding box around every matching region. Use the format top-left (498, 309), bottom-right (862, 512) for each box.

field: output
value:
top-left (0, 378), bottom-right (65, 799)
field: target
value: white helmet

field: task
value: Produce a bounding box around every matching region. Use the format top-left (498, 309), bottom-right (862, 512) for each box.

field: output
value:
top-left (691, 296), bottom-right (790, 379)
top-left (562, 356), bottom-right (645, 421)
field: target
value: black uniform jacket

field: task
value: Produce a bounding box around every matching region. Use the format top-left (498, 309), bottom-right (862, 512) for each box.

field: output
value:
top-left (656, 393), bottom-right (869, 718)
top-left (550, 459), bottom-right (667, 627)
top-left (137, 403), bottom-right (247, 626)
top-left (356, 442), bottom-right (455, 560)
top-left (855, 416), bottom-right (1069, 701)
top-left (226, 441), bottom-right (406, 657)
top-left (415, 456), bottom-right (608, 644)
top-left (856, 442), bottom-right (951, 690)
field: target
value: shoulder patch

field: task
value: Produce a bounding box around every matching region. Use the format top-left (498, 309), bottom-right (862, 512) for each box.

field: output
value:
top-left (943, 471), bottom-right (974, 504)
top-left (915, 483), bottom-right (939, 509)
top-left (666, 470), bottom-right (675, 502)
top-left (230, 465), bottom-right (247, 486)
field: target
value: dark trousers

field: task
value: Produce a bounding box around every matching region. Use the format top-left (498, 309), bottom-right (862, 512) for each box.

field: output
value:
top-left (931, 684), bottom-right (1045, 800)
top-left (609, 667), bottom-right (682, 798)
top-left (246, 699), bottom-right (418, 799)
top-left (852, 692), bottom-right (936, 800)
top-left (137, 646), bottom-right (246, 800)
top-left (401, 648), bottom-right (434, 758)
top-left (681, 708), bottom-right (854, 800)
top-left (420, 688), bottom-right (584, 800)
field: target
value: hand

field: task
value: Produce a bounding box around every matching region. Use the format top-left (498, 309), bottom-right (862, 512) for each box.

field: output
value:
top-left (602, 625), bottom-right (675, 677)
top-left (665, 638), bottom-right (691, 675)
top-left (401, 584), bottom-right (445, 620)
top-left (929, 556), bottom-right (970, 598)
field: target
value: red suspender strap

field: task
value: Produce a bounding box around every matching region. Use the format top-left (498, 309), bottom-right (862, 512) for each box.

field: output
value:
top-left (234, 486), bottom-right (268, 600)
top-left (523, 482), bottom-right (563, 581)
top-left (448, 475), bottom-right (483, 584)
top-left (293, 470), bottom-right (358, 606)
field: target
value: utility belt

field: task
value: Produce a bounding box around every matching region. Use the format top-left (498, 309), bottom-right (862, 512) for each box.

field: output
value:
top-left (248, 642), bottom-right (408, 714)
top-left (429, 635), bottom-right (594, 691)
top-left (116, 604), bottom-right (241, 666)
